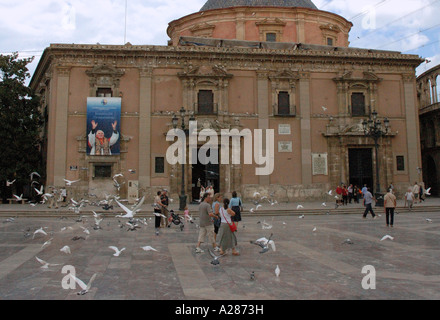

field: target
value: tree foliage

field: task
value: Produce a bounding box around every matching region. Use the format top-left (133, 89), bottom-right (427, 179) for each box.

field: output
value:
top-left (0, 53), bottom-right (43, 196)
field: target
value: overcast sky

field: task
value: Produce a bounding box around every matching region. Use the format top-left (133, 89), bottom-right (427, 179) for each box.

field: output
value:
top-left (0, 0), bottom-right (439, 82)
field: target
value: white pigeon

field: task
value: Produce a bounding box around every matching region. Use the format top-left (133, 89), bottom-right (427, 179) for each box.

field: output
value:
top-left (322, 106), bottom-right (328, 112)
top-left (33, 227), bottom-right (48, 239)
top-left (328, 190), bottom-right (333, 196)
top-left (299, 215), bottom-right (305, 219)
top-left (256, 204), bottom-right (263, 210)
top-left (249, 208), bottom-right (255, 213)
top-left (425, 187), bottom-right (432, 196)
top-left (69, 273), bottom-right (97, 295)
top-left (261, 220), bottom-right (273, 230)
top-left (42, 238), bottom-right (53, 249)
top-left (256, 237), bottom-right (276, 252)
top-left (109, 246), bottom-right (126, 257)
top-left (426, 218), bottom-right (433, 223)
top-left (13, 194), bottom-right (24, 201)
top-left (321, 203), bottom-right (327, 207)
top-left (140, 246), bottom-right (158, 252)
top-left (113, 173), bottom-right (124, 179)
top-left (297, 205), bottom-right (304, 210)
top-left (81, 227), bottom-right (90, 235)
top-left (115, 196), bottom-right (145, 219)
top-left (34, 185), bottom-right (44, 196)
top-left (312, 227), bottom-right (317, 232)
top-left (63, 179), bottom-right (80, 186)
top-left (253, 192), bottom-right (261, 198)
top-left (380, 235), bottom-right (394, 241)
top-left (275, 265), bottom-right (280, 277)
top-left (6, 179), bottom-right (16, 187)
top-left (30, 172), bottom-right (40, 180)
top-left (153, 211), bottom-right (167, 219)
top-left (60, 245), bottom-right (71, 254)
top-left (35, 257), bottom-right (61, 269)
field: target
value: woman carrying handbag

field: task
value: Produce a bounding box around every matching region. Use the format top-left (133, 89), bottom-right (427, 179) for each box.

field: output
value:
top-left (218, 198), bottom-right (240, 256)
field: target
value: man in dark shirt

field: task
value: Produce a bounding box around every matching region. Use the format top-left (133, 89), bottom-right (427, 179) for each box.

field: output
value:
top-left (160, 189), bottom-right (170, 228)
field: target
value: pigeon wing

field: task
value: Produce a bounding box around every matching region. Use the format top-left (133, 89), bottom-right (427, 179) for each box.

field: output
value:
top-left (70, 274), bottom-right (88, 290)
top-left (86, 273), bottom-right (97, 290)
top-left (115, 199), bottom-right (132, 215)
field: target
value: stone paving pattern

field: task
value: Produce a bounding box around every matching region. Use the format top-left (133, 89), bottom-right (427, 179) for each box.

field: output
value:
top-left (0, 200), bottom-right (439, 300)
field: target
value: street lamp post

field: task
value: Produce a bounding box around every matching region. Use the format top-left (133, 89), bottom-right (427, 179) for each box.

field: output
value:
top-left (172, 107), bottom-right (195, 211)
top-left (362, 110), bottom-right (390, 207)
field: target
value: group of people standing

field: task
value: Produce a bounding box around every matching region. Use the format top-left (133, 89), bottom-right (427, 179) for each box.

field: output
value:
top-left (196, 191), bottom-right (242, 256)
top-left (335, 184), bottom-right (362, 205)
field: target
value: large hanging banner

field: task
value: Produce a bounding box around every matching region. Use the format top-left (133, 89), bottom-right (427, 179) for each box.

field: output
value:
top-left (87, 97), bottom-right (121, 156)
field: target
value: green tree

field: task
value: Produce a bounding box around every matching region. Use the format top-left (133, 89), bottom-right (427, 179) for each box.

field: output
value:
top-left (0, 53), bottom-right (43, 200)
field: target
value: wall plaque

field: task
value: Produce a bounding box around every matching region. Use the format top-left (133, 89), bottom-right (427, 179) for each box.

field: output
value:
top-left (278, 141), bottom-right (292, 153)
top-left (278, 124), bottom-right (291, 135)
top-left (312, 153), bottom-right (328, 175)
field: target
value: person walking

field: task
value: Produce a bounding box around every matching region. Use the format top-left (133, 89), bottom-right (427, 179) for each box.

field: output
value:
top-left (362, 188), bottom-right (376, 219)
top-left (195, 193), bottom-right (220, 253)
top-left (348, 184), bottom-right (354, 204)
top-left (413, 182), bottom-right (420, 204)
top-left (160, 189), bottom-right (169, 228)
top-left (212, 193), bottom-right (223, 246)
top-left (384, 189), bottom-right (397, 227)
top-left (218, 198), bottom-right (239, 256)
top-left (229, 191), bottom-right (243, 227)
top-left (342, 185), bottom-right (348, 205)
top-left (154, 191), bottom-right (163, 235)
top-left (405, 187), bottom-right (415, 211)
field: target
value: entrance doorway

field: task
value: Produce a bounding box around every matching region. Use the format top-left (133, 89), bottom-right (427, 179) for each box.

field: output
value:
top-left (424, 156), bottom-right (438, 196)
top-left (349, 148), bottom-right (373, 190)
top-left (191, 148), bottom-right (220, 202)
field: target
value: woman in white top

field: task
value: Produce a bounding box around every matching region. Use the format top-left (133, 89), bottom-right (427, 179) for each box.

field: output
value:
top-left (217, 198), bottom-right (239, 256)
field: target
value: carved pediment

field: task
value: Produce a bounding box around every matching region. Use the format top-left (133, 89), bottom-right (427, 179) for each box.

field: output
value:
top-left (178, 65), bottom-right (233, 79)
top-left (269, 70), bottom-right (300, 81)
top-left (86, 64), bottom-right (125, 78)
top-left (320, 23), bottom-right (341, 33)
top-left (333, 71), bottom-right (382, 83)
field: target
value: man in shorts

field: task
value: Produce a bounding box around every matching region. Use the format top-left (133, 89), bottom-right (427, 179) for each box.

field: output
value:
top-left (195, 193), bottom-right (219, 253)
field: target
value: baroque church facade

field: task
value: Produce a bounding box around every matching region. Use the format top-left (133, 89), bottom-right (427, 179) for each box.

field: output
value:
top-left (30, 0), bottom-right (423, 202)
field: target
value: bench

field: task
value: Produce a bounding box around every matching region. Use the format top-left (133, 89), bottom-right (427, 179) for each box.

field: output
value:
top-left (6, 198), bottom-right (28, 204)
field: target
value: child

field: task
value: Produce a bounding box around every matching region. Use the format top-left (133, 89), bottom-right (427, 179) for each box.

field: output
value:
top-left (184, 206), bottom-right (192, 223)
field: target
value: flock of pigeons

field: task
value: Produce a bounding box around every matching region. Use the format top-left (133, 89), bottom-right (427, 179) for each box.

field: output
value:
top-left (3, 173), bottom-right (436, 293)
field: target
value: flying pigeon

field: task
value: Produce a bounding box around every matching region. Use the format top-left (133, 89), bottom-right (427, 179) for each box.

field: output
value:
top-left (60, 246), bottom-right (71, 254)
top-left (63, 179), bottom-right (81, 186)
top-left (140, 246), bottom-right (158, 252)
top-left (380, 235), bottom-right (394, 241)
top-left (297, 205), bottom-right (304, 210)
top-left (36, 257), bottom-right (61, 269)
top-left (115, 196), bottom-right (145, 219)
top-left (6, 179), bottom-right (16, 187)
top-left (33, 227), bottom-right (48, 239)
top-left (209, 249), bottom-right (225, 265)
top-left (41, 238), bottom-right (53, 249)
top-left (109, 246), bottom-right (126, 257)
top-left (70, 273), bottom-right (97, 295)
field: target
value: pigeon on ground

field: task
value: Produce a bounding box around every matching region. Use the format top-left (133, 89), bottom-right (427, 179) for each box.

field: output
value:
top-left (209, 249), bottom-right (225, 265)
top-left (141, 246), bottom-right (158, 252)
top-left (275, 265), bottom-right (280, 277)
top-left (60, 246), bottom-right (71, 254)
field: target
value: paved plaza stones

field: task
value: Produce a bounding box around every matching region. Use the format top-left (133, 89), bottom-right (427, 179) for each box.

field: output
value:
top-left (0, 207), bottom-right (439, 300)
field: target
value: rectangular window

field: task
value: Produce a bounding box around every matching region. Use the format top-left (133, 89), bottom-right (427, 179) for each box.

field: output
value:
top-left (327, 38), bottom-right (334, 46)
top-left (155, 157), bottom-right (165, 174)
top-left (351, 92), bottom-right (366, 117)
top-left (396, 156), bottom-right (405, 171)
top-left (266, 33), bottom-right (277, 42)
top-left (94, 165), bottom-right (112, 178)
top-left (97, 88), bottom-right (113, 97)
top-left (277, 91), bottom-right (290, 115)
top-left (198, 90), bottom-right (214, 114)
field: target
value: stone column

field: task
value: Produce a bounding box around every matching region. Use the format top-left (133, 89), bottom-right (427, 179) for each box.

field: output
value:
top-left (53, 67), bottom-right (70, 186)
top-left (402, 74), bottom-right (422, 183)
top-left (299, 72), bottom-right (312, 185)
top-left (256, 71), bottom-right (270, 186)
top-left (138, 67), bottom-right (153, 188)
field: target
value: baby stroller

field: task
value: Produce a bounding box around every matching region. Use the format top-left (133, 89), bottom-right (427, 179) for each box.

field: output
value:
top-left (168, 210), bottom-right (185, 231)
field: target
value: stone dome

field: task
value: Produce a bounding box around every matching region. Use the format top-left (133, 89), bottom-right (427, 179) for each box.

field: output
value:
top-left (200, 0), bottom-right (318, 11)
